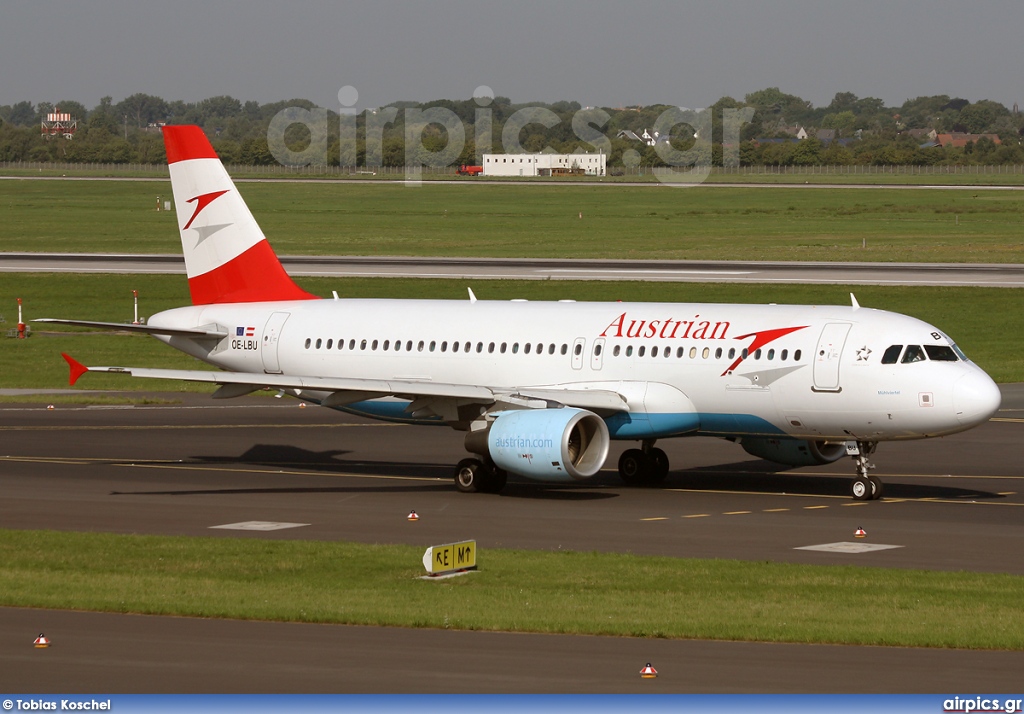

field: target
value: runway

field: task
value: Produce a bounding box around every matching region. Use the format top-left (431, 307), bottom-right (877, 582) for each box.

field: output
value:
top-left (4, 253), bottom-right (1024, 287)
top-left (2, 388), bottom-right (1023, 691)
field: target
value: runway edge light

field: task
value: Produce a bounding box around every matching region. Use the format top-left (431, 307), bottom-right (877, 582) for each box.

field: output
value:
top-left (34, 633), bottom-right (50, 648)
top-left (855, 527), bottom-right (867, 538)
top-left (640, 663), bottom-right (658, 678)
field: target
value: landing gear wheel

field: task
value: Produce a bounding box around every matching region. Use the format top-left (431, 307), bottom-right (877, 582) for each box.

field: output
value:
top-left (454, 458), bottom-right (485, 493)
top-left (868, 474), bottom-right (884, 500)
top-left (618, 449), bottom-right (650, 485)
top-left (648, 447), bottom-right (670, 483)
top-left (851, 476), bottom-right (872, 501)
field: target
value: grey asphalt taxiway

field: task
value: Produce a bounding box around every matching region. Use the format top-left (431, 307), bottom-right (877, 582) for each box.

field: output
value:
top-left (2, 388), bottom-right (1023, 692)
top-left (4, 253), bottom-right (1024, 287)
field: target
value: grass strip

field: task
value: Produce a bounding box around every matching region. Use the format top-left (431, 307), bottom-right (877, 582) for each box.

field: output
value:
top-left (1, 529), bottom-right (1022, 650)
top-left (2, 180), bottom-right (1022, 262)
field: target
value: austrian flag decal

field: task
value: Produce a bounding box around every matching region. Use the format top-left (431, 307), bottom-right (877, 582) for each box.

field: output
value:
top-left (236, 326), bottom-right (255, 337)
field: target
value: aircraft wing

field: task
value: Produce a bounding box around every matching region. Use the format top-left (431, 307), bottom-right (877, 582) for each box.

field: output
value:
top-left (36, 319), bottom-right (228, 339)
top-left (61, 354), bottom-right (629, 413)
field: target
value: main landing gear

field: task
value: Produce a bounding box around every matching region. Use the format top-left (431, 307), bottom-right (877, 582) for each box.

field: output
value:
top-left (618, 440), bottom-right (670, 486)
top-left (849, 441), bottom-right (883, 501)
top-left (454, 457), bottom-right (508, 494)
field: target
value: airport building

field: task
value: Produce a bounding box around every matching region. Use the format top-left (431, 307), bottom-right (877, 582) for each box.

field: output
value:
top-left (482, 152), bottom-right (606, 177)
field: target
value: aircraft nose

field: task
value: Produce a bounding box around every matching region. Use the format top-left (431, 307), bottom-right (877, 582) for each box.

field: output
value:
top-left (953, 369), bottom-right (1002, 427)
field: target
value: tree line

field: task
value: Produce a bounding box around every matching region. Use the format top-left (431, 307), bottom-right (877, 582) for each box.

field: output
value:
top-left (1, 88), bottom-right (1023, 168)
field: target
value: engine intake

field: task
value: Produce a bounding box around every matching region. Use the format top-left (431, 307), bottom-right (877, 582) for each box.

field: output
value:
top-left (471, 408), bottom-right (610, 482)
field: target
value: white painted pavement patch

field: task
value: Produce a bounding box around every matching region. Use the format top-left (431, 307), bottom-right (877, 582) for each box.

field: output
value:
top-left (210, 521), bottom-right (310, 531)
top-left (795, 542), bottom-right (904, 554)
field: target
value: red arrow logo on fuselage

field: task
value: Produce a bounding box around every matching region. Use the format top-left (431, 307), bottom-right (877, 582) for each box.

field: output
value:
top-left (721, 325), bottom-right (809, 376)
top-left (183, 190), bottom-right (230, 230)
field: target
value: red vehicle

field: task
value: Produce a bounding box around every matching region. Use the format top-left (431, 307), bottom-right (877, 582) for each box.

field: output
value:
top-left (456, 165), bottom-right (483, 176)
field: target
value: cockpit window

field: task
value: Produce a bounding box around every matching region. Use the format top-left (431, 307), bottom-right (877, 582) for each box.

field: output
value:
top-left (901, 345), bottom-right (926, 363)
top-left (924, 345), bottom-right (959, 362)
top-left (881, 345), bottom-right (903, 364)
top-left (951, 343), bottom-right (969, 361)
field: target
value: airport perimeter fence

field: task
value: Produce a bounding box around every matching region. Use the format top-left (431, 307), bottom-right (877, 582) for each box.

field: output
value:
top-left (3, 161), bottom-right (1024, 178)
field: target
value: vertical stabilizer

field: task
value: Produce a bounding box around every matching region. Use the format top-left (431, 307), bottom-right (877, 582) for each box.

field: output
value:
top-left (163, 125), bottom-right (317, 305)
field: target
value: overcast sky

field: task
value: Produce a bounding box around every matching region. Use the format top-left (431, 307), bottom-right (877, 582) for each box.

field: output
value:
top-left (2, 0), bottom-right (1022, 112)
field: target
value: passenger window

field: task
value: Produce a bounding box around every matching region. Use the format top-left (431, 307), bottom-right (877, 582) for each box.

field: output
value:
top-left (429, 341), bottom-right (436, 352)
top-left (689, 347), bottom-right (697, 359)
top-left (677, 347), bottom-right (684, 358)
top-left (441, 341), bottom-right (448, 352)
top-left (560, 344), bottom-right (568, 355)
top-left (349, 339), bottom-right (356, 350)
top-left (512, 343), bottom-right (519, 354)
top-left (304, 338), bottom-right (311, 349)
top-left (741, 348), bottom-right (748, 359)
top-left (338, 340), bottom-right (344, 350)
top-left (728, 348), bottom-right (736, 359)
top-left (406, 340), bottom-right (413, 351)
top-left (574, 344), bottom-right (582, 356)
top-left (652, 346), bottom-right (659, 357)
top-left (626, 345), bottom-right (633, 357)
top-left (780, 349), bottom-right (787, 360)
top-left (638, 346), bottom-right (646, 357)
top-left (613, 345), bottom-right (620, 357)
top-left (902, 345), bottom-right (926, 363)
top-left (488, 342), bottom-right (495, 353)
top-left (419, 341), bottom-right (426, 352)
top-left (664, 346), bottom-right (671, 359)
top-left (754, 349), bottom-right (762, 360)
top-left (715, 347), bottom-right (723, 359)
top-left (500, 342), bottom-right (507, 354)
top-left (371, 339), bottom-right (378, 350)
top-left (595, 344), bottom-right (603, 356)
top-left (453, 342), bottom-right (460, 353)
top-left (794, 349), bottom-right (802, 361)
top-left (924, 345), bottom-right (958, 361)
top-left (382, 340), bottom-right (389, 351)
top-left (703, 347), bottom-right (710, 359)
top-left (548, 344), bottom-right (555, 355)
top-left (881, 345), bottom-right (902, 364)
top-left (476, 342), bottom-right (483, 353)
top-left (524, 343), bottom-right (532, 354)
top-left (315, 338), bottom-right (322, 349)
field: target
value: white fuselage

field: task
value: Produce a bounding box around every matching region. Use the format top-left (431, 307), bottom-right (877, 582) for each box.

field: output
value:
top-left (148, 297), bottom-right (1001, 443)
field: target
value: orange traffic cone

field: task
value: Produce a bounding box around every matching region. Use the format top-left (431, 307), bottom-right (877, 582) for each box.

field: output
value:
top-left (855, 527), bottom-right (867, 538)
top-left (34, 633), bottom-right (50, 648)
top-left (640, 662), bottom-right (657, 678)
top-left (407, 510), bottom-right (419, 522)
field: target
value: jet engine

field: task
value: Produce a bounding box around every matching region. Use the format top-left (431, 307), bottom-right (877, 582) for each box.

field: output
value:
top-left (738, 437), bottom-right (846, 467)
top-left (475, 407), bottom-right (610, 482)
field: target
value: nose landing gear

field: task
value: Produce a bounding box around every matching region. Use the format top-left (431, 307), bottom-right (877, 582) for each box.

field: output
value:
top-left (848, 441), bottom-right (882, 500)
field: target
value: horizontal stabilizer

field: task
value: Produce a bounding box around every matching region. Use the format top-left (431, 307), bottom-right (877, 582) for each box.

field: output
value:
top-left (35, 319), bottom-right (227, 339)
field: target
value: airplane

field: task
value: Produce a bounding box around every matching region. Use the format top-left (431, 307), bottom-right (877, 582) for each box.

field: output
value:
top-left (38, 125), bottom-right (1003, 501)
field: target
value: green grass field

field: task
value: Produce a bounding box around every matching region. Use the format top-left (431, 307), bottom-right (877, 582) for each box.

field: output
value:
top-left (5, 274), bottom-right (1023, 389)
top-left (1, 179), bottom-right (1022, 262)
top-left (2, 529), bottom-right (1022, 649)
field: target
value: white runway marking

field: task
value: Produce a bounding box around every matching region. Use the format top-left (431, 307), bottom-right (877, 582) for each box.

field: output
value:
top-left (795, 542), bottom-right (904, 554)
top-left (210, 521), bottom-right (310, 531)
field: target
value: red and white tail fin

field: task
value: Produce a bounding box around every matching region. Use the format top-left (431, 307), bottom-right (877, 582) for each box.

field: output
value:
top-left (163, 125), bottom-right (317, 305)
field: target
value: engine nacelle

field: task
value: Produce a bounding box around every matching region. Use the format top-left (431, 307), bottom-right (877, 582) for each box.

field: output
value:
top-left (482, 408), bottom-right (610, 482)
top-left (738, 437), bottom-right (846, 467)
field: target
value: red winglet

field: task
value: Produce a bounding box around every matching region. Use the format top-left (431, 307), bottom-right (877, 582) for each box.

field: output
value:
top-left (162, 125), bottom-right (218, 164)
top-left (62, 353), bottom-right (89, 386)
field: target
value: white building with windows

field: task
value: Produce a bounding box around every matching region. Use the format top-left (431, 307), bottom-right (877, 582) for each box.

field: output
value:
top-left (482, 152), bottom-right (606, 177)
